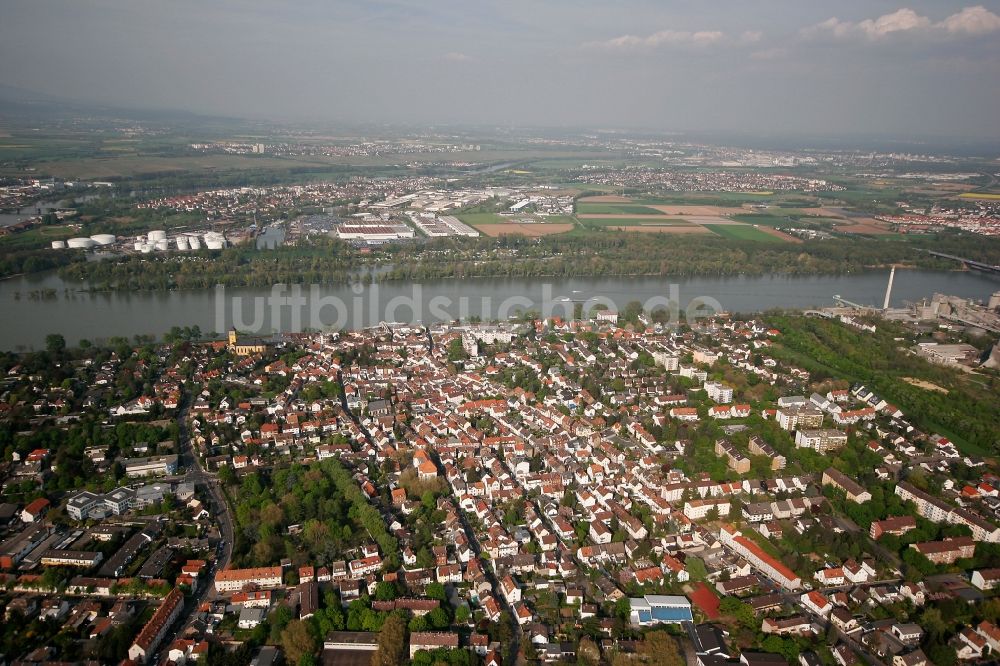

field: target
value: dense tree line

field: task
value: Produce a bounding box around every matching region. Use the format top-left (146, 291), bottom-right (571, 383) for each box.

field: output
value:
top-left (53, 228), bottom-right (1000, 290)
top-left (0, 247), bottom-right (84, 279)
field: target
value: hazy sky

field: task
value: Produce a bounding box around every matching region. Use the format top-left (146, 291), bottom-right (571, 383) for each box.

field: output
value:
top-left (2, 1), bottom-right (1000, 138)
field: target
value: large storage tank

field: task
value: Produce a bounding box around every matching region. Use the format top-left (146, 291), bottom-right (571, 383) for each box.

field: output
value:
top-left (204, 231), bottom-right (225, 249)
top-left (148, 230), bottom-right (167, 242)
top-left (188, 236), bottom-right (202, 250)
top-left (51, 240), bottom-right (66, 249)
top-left (90, 233), bottom-right (116, 246)
top-left (154, 239), bottom-right (169, 251)
top-left (175, 236), bottom-right (190, 251)
top-left (67, 237), bottom-right (97, 249)
top-left (134, 241), bottom-right (145, 251)
top-left (140, 243), bottom-right (152, 253)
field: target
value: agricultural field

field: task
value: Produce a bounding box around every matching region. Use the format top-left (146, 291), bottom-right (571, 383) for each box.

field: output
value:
top-left (704, 224), bottom-right (789, 242)
top-left (457, 212), bottom-right (515, 227)
top-left (628, 192), bottom-right (784, 206)
top-left (731, 213), bottom-right (799, 227)
top-left (643, 204), bottom-right (746, 218)
top-left (577, 217), bottom-right (691, 227)
top-left (458, 212), bottom-right (576, 237)
top-left (573, 195), bottom-right (816, 240)
top-left (606, 225), bottom-right (712, 234)
top-left (575, 202), bottom-right (664, 215)
top-left (832, 219), bottom-right (894, 235)
top-left (958, 192), bottom-right (1000, 200)
top-left (474, 223), bottom-right (574, 237)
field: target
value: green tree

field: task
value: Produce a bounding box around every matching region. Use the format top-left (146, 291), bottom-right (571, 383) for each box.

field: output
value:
top-left (45, 333), bottom-right (66, 354)
top-left (280, 619), bottom-right (318, 665)
top-left (374, 581), bottom-right (398, 602)
top-left (425, 582), bottom-right (446, 602)
top-left (372, 613), bottom-right (407, 666)
top-left (427, 607), bottom-right (449, 630)
top-left (637, 631), bottom-right (684, 666)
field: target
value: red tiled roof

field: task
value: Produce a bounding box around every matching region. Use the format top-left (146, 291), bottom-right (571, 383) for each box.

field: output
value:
top-left (733, 535), bottom-right (800, 585)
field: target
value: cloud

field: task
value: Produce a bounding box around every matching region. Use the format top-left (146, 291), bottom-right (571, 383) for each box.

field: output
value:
top-left (857, 8), bottom-right (931, 38)
top-left (586, 28), bottom-right (726, 51)
top-left (939, 5), bottom-right (1000, 35)
top-left (804, 5), bottom-right (1000, 41)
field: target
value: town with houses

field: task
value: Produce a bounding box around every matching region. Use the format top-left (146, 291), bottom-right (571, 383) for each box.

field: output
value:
top-left (4, 3), bottom-right (1000, 665)
top-left (1, 305), bottom-right (999, 666)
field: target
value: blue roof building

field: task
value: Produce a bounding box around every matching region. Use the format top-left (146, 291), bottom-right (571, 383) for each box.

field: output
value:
top-left (629, 595), bottom-right (694, 626)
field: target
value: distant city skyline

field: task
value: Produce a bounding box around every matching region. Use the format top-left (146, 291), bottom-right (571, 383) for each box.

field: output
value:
top-left (2, 1), bottom-right (1000, 138)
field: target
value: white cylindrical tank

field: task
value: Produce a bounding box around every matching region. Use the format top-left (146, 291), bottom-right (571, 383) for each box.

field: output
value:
top-left (51, 240), bottom-right (66, 249)
top-left (155, 239), bottom-right (169, 251)
top-left (188, 236), bottom-right (202, 249)
top-left (90, 234), bottom-right (116, 246)
top-left (175, 236), bottom-right (190, 251)
top-left (204, 231), bottom-right (225, 249)
top-left (134, 241), bottom-right (145, 251)
top-left (148, 229), bottom-right (166, 241)
top-left (140, 243), bottom-right (152, 253)
top-left (67, 237), bottom-right (97, 249)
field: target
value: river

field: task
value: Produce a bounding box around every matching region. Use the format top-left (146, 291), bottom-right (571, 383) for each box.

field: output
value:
top-left (1, 269), bottom-right (997, 350)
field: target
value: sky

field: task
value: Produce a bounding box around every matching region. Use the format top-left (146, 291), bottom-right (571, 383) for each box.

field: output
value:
top-left (2, 0), bottom-right (999, 138)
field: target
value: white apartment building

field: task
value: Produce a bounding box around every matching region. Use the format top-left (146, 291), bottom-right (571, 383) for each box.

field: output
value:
top-left (704, 382), bottom-right (734, 404)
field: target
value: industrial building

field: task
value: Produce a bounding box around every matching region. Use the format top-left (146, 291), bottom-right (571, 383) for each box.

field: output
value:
top-left (123, 455), bottom-right (179, 478)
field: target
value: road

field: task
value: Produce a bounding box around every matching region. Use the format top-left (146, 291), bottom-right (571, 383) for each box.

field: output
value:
top-left (177, 393), bottom-right (235, 596)
top-left (164, 390), bottom-right (236, 645)
top-left (452, 475), bottom-right (523, 664)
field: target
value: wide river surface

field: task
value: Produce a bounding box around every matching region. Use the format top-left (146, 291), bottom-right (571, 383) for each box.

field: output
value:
top-left (1, 269), bottom-right (998, 350)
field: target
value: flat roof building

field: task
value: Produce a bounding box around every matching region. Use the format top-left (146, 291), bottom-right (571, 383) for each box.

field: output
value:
top-left (628, 595), bottom-right (694, 626)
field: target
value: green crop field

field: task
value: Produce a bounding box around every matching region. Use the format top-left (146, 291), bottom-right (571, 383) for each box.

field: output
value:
top-left (731, 213), bottom-right (795, 227)
top-left (576, 203), bottom-right (663, 215)
top-left (578, 217), bottom-right (691, 228)
top-left (704, 224), bottom-right (786, 242)
top-left (457, 212), bottom-right (510, 227)
top-left (625, 193), bottom-right (779, 206)
top-left (732, 213), bottom-right (841, 230)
